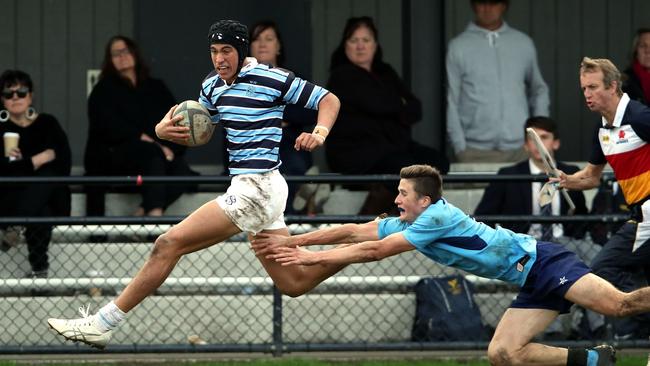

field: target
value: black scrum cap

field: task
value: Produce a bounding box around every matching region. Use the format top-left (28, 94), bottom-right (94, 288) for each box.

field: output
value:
top-left (208, 20), bottom-right (249, 68)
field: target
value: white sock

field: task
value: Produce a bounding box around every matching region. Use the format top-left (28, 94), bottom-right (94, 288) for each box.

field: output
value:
top-left (94, 301), bottom-right (126, 332)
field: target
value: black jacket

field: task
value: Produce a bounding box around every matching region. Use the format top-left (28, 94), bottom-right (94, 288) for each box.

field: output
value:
top-left (84, 74), bottom-right (180, 172)
top-left (325, 62), bottom-right (422, 173)
top-left (0, 113), bottom-right (71, 176)
top-left (623, 67), bottom-right (649, 106)
top-left (474, 160), bottom-right (588, 238)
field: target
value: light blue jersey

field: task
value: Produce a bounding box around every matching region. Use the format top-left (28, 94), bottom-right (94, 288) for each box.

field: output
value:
top-left (378, 198), bottom-right (537, 286)
top-left (199, 60), bottom-right (329, 175)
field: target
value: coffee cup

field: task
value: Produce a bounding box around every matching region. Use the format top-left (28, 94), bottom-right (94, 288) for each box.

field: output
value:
top-left (3, 132), bottom-right (19, 158)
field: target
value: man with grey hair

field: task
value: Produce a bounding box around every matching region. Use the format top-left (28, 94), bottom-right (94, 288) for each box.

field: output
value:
top-left (556, 56), bottom-right (650, 338)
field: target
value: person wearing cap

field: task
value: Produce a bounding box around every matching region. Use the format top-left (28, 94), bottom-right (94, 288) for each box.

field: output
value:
top-left (446, 0), bottom-right (550, 162)
top-left (47, 19), bottom-right (341, 349)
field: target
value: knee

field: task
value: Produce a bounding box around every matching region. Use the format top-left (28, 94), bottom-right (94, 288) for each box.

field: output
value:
top-left (273, 277), bottom-right (311, 298)
top-left (487, 342), bottom-right (527, 366)
top-left (139, 144), bottom-right (166, 169)
top-left (487, 343), bottom-right (512, 366)
top-left (151, 231), bottom-right (183, 260)
top-left (597, 292), bottom-right (632, 317)
top-left (275, 286), bottom-right (304, 298)
top-left (272, 270), bottom-right (317, 298)
top-left (616, 294), bottom-right (637, 317)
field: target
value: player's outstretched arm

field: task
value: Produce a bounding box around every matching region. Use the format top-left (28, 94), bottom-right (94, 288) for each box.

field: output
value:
top-left (269, 232), bottom-right (415, 266)
top-left (294, 92), bottom-right (340, 151)
top-left (552, 163), bottom-right (604, 191)
top-left (251, 220), bottom-right (379, 256)
top-left (155, 105), bottom-right (191, 145)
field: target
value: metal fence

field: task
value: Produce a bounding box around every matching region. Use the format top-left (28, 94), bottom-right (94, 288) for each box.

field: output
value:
top-left (0, 174), bottom-right (647, 354)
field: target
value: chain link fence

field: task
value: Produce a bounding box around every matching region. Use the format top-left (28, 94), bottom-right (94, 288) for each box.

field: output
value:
top-left (0, 174), bottom-right (647, 354)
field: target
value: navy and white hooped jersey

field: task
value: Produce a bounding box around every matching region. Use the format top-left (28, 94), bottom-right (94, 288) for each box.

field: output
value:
top-left (199, 59), bottom-right (329, 175)
top-left (378, 198), bottom-right (538, 286)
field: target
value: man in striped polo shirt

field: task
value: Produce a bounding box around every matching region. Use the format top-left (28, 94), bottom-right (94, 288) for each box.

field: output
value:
top-left (47, 19), bottom-right (342, 349)
top-left (556, 57), bottom-right (650, 338)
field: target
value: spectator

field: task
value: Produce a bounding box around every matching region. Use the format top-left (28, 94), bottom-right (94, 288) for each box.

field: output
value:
top-left (84, 35), bottom-right (197, 217)
top-left (622, 28), bottom-right (650, 106)
top-left (0, 69), bottom-right (71, 278)
top-left (326, 16), bottom-right (449, 214)
top-left (446, 0), bottom-right (549, 162)
top-left (248, 20), bottom-right (320, 214)
top-left (475, 116), bottom-right (587, 240)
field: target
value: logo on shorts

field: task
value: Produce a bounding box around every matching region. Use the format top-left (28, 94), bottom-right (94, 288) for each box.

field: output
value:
top-left (447, 278), bottom-right (462, 295)
top-left (558, 276), bottom-right (568, 285)
top-left (225, 195), bottom-right (237, 205)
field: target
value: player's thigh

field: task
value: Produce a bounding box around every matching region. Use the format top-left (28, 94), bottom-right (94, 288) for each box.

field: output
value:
top-left (490, 307), bottom-right (558, 349)
top-left (164, 200), bottom-right (241, 255)
top-left (249, 227), bottom-right (291, 270)
top-left (249, 227), bottom-right (346, 296)
top-left (564, 273), bottom-right (625, 315)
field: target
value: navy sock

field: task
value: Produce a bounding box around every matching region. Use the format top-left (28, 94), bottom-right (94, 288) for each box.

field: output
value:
top-left (567, 347), bottom-right (588, 366)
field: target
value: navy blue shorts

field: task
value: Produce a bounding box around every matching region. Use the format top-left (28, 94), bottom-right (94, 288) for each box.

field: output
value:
top-left (511, 241), bottom-right (591, 314)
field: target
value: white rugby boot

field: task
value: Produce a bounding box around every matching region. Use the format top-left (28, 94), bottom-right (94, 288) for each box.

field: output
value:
top-left (47, 305), bottom-right (112, 349)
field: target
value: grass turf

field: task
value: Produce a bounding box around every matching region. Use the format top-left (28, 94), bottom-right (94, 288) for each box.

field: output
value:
top-left (0, 355), bottom-right (646, 365)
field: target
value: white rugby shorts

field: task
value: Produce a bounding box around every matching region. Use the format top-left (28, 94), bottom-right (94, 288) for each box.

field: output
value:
top-left (216, 169), bottom-right (288, 235)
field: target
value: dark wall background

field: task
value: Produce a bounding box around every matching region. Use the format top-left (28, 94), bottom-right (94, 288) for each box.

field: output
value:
top-left (1, 0), bottom-right (649, 169)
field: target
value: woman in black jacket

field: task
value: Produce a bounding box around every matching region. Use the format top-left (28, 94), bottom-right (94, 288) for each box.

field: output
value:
top-left (85, 35), bottom-right (197, 216)
top-left (325, 17), bottom-right (448, 214)
top-left (0, 70), bottom-right (71, 278)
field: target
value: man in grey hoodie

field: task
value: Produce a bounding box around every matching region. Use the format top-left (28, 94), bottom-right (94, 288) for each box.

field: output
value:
top-left (446, 0), bottom-right (550, 162)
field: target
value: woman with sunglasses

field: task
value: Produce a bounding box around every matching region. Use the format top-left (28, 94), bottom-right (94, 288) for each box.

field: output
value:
top-left (0, 69), bottom-right (72, 278)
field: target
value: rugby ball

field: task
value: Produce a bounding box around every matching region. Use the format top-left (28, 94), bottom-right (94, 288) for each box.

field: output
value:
top-left (172, 100), bottom-right (215, 146)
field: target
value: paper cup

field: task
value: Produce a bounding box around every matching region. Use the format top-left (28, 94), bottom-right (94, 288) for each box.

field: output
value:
top-left (3, 132), bottom-right (19, 157)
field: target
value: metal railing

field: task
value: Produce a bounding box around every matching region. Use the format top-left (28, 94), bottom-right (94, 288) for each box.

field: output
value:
top-left (0, 172), bottom-right (644, 355)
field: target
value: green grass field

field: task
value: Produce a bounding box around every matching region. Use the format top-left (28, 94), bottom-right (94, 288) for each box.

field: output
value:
top-left (0, 356), bottom-right (646, 366)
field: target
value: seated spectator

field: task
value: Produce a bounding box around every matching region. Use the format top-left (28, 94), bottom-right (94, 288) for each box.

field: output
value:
top-left (325, 16), bottom-right (449, 214)
top-left (248, 20), bottom-right (321, 214)
top-left (622, 28), bottom-right (650, 106)
top-left (0, 69), bottom-right (71, 278)
top-left (475, 116), bottom-right (587, 240)
top-left (84, 35), bottom-right (197, 217)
